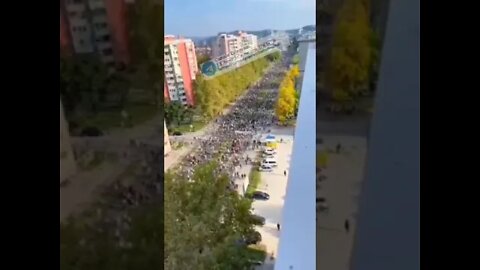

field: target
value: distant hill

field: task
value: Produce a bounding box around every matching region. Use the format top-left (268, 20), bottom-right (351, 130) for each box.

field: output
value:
top-left (189, 25), bottom-right (315, 46)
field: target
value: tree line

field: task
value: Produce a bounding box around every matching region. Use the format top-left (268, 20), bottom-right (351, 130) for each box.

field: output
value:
top-left (275, 65), bottom-right (300, 125)
top-left (326, 0), bottom-right (380, 104)
top-left (194, 52), bottom-right (281, 119)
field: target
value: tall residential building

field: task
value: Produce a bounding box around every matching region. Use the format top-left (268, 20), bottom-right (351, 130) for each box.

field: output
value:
top-left (212, 31), bottom-right (258, 59)
top-left (164, 35), bottom-right (198, 106)
top-left (164, 121), bottom-right (172, 156)
top-left (60, 99), bottom-right (77, 184)
top-left (59, 0), bottom-right (130, 67)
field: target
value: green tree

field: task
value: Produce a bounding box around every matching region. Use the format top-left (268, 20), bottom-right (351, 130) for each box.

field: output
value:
top-left (197, 54), bottom-right (211, 68)
top-left (60, 55), bottom-right (109, 115)
top-left (165, 162), bottom-right (256, 269)
top-left (292, 54), bottom-right (300, 65)
top-left (164, 101), bottom-right (184, 126)
top-left (267, 51), bottom-right (282, 62)
top-left (128, 0), bottom-right (164, 108)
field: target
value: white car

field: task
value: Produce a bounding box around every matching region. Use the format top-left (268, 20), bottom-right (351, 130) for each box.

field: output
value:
top-left (259, 164), bottom-right (273, 172)
top-left (263, 152), bottom-right (275, 158)
top-left (261, 158), bottom-right (278, 167)
top-left (263, 148), bottom-right (276, 155)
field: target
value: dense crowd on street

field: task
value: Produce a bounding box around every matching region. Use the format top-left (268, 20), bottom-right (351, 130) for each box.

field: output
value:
top-left (176, 61), bottom-right (289, 188)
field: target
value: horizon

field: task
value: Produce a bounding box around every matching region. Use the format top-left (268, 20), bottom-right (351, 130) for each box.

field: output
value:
top-left (166, 24), bottom-right (315, 39)
top-left (165, 0), bottom-right (315, 37)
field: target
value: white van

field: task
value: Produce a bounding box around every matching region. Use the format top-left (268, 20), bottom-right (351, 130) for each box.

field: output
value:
top-left (261, 158), bottom-right (278, 167)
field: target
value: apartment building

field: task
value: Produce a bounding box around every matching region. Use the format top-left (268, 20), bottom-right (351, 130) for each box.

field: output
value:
top-left (164, 35), bottom-right (198, 106)
top-left (59, 0), bottom-right (130, 67)
top-left (212, 31), bottom-right (258, 59)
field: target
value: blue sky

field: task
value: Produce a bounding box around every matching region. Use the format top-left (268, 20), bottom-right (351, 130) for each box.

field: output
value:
top-left (165, 0), bottom-right (315, 37)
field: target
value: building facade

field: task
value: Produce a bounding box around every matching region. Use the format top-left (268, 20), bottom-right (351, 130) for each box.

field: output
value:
top-left (351, 0), bottom-right (420, 269)
top-left (164, 121), bottom-right (172, 156)
top-left (59, 0), bottom-right (130, 67)
top-left (60, 99), bottom-right (77, 184)
top-left (212, 31), bottom-right (258, 59)
top-left (164, 35), bottom-right (198, 106)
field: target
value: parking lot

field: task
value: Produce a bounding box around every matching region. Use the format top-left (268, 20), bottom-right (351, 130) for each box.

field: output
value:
top-left (250, 127), bottom-right (294, 266)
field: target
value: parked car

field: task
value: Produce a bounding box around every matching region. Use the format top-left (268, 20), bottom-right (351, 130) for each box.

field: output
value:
top-left (258, 164), bottom-right (273, 172)
top-left (251, 191), bottom-right (270, 200)
top-left (263, 148), bottom-right (276, 155)
top-left (248, 260), bottom-right (264, 267)
top-left (250, 215), bottom-right (266, 226)
top-left (261, 158), bottom-right (277, 167)
top-left (244, 231), bottom-right (262, 244)
top-left (263, 152), bottom-right (275, 158)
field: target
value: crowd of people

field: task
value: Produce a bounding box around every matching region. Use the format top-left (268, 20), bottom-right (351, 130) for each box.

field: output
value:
top-left (175, 61), bottom-right (289, 188)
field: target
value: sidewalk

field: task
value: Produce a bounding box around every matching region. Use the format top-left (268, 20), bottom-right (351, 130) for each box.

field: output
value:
top-left (316, 135), bottom-right (367, 270)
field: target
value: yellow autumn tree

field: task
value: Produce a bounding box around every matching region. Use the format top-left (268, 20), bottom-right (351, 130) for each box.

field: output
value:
top-left (327, 0), bottom-right (372, 102)
top-left (276, 75), bottom-right (297, 124)
top-left (289, 65), bottom-right (300, 79)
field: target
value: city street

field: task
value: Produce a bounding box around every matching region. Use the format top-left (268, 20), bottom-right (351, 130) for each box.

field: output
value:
top-left (251, 127), bottom-right (295, 267)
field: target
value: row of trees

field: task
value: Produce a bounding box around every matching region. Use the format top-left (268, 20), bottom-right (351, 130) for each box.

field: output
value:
top-left (165, 162), bottom-right (260, 269)
top-left (195, 52), bottom-right (280, 119)
top-left (275, 65), bottom-right (300, 124)
top-left (326, 0), bottom-right (379, 103)
top-left (60, 55), bottom-right (131, 117)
